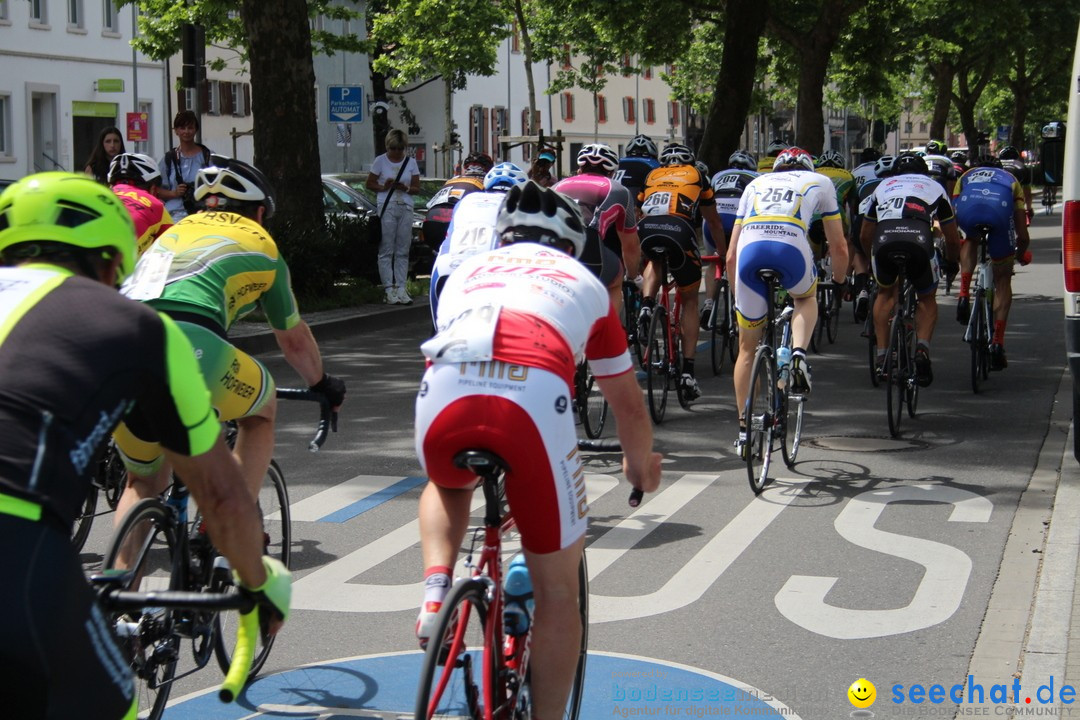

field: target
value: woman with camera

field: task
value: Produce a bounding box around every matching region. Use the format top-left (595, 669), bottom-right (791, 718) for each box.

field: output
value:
top-left (158, 110), bottom-right (213, 221)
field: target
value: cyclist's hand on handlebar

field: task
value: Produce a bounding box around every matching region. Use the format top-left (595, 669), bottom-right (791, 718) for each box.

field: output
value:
top-left (624, 451), bottom-right (662, 498)
top-left (236, 556), bottom-right (292, 635)
top-left (1017, 249), bottom-right (1033, 266)
top-left (310, 373), bottom-right (347, 410)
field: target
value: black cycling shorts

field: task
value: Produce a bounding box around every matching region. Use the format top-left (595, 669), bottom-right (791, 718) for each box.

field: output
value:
top-left (638, 215), bottom-right (703, 288)
top-left (579, 227), bottom-right (621, 288)
top-left (872, 220), bottom-right (938, 294)
top-left (0, 515), bottom-right (134, 720)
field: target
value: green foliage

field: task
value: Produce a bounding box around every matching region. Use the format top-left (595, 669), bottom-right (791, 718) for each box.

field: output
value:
top-left (661, 22), bottom-right (725, 114)
top-left (273, 217), bottom-right (346, 299)
top-left (118, 0), bottom-right (364, 67)
top-left (370, 0), bottom-right (511, 89)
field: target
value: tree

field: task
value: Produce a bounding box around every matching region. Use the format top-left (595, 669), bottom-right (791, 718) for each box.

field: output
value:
top-left (369, 0), bottom-right (510, 175)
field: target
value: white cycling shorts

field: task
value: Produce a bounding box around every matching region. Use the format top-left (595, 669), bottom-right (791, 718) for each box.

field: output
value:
top-left (415, 362), bottom-right (588, 553)
top-left (734, 229), bottom-right (816, 328)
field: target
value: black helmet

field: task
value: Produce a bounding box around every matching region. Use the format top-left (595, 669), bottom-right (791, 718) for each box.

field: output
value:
top-left (462, 152), bottom-right (494, 177)
top-left (860, 147), bottom-right (882, 163)
top-left (998, 145), bottom-right (1021, 161)
top-left (194, 154), bottom-right (276, 219)
top-left (976, 154), bottom-right (1002, 169)
top-left (894, 152), bottom-right (929, 176)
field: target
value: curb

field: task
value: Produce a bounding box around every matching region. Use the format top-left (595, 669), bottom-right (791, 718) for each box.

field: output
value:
top-left (231, 301), bottom-right (432, 355)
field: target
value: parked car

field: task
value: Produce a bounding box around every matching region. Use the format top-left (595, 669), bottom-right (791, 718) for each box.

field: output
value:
top-left (321, 175), bottom-right (434, 281)
top-left (325, 173), bottom-right (446, 252)
top-left (1062, 19), bottom-right (1079, 461)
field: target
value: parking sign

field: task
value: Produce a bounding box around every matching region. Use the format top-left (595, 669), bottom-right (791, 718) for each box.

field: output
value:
top-left (328, 86), bottom-right (364, 123)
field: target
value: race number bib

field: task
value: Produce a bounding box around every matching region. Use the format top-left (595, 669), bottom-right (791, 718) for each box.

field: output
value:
top-left (426, 186), bottom-right (457, 209)
top-left (421, 303), bottom-right (502, 363)
top-left (641, 192), bottom-right (671, 216)
top-left (122, 250), bottom-right (175, 301)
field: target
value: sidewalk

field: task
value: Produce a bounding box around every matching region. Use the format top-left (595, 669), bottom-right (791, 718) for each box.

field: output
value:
top-left (961, 369), bottom-right (1080, 716)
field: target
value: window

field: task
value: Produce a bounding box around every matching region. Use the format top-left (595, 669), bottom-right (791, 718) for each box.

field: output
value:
top-left (206, 80), bottom-right (221, 115)
top-left (68, 0), bottom-right (82, 28)
top-left (0, 94), bottom-right (11, 157)
top-left (904, 121), bottom-right (913, 134)
top-left (177, 87), bottom-right (196, 113)
top-left (489, 106), bottom-right (508, 160)
top-left (0, 1), bottom-right (9, 21)
top-left (668, 101), bottom-right (680, 127)
top-left (622, 53), bottom-right (632, 68)
top-left (102, 0), bottom-right (117, 31)
top-left (560, 93), bottom-right (574, 122)
top-left (643, 66), bottom-right (652, 80)
top-left (469, 105), bottom-right (486, 154)
top-left (919, 121), bottom-right (927, 133)
top-left (30, 0), bottom-right (47, 24)
top-left (597, 94), bottom-right (607, 124)
top-left (642, 98), bottom-right (656, 125)
top-left (309, 14), bottom-right (323, 31)
top-left (230, 82), bottom-right (250, 117)
top-left (622, 96), bottom-right (635, 124)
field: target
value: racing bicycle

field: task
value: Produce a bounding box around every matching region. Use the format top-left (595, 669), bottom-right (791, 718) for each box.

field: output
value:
top-left (963, 225), bottom-right (995, 393)
top-left (881, 252), bottom-right (920, 437)
top-left (701, 253), bottom-right (738, 376)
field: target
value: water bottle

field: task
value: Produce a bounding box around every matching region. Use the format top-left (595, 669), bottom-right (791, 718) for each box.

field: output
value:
top-left (503, 554), bottom-right (534, 636)
top-left (776, 346), bottom-right (791, 389)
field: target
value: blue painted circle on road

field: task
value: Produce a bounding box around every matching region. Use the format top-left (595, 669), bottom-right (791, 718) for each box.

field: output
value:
top-left (167, 650), bottom-right (802, 718)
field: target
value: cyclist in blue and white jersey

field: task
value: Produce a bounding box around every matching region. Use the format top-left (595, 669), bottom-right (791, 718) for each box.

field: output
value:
top-left (428, 163), bottom-right (527, 323)
top-left (700, 150), bottom-right (758, 327)
top-left (859, 152), bottom-right (961, 386)
top-left (614, 134), bottom-right (660, 212)
top-left (849, 148), bottom-right (885, 321)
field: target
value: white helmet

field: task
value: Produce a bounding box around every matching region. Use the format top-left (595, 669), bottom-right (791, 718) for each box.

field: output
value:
top-left (495, 181), bottom-right (586, 259)
top-left (576, 143), bottom-right (619, 173)
top-left (107, 153), bottom-right (162, 186)
top-left (483, 162), bottom-right (528, 191)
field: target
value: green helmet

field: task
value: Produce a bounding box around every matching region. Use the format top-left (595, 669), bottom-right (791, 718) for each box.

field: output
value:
top-left (0, 172), bottom-right (136, 283)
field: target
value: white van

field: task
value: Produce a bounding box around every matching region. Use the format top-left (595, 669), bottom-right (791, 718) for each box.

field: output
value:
top-left (1065, 19), bottom-right (1080, 460)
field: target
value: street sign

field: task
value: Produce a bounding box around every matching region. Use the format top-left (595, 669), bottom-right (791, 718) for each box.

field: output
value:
top-left (95, 78), bottom-right (124, 92)
top-left (328, 85), bottom-right (364, 123)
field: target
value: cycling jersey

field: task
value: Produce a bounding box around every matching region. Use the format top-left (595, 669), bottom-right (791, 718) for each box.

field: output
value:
top-left (733, 170), bottom-right (840, 327)
top-left (112, 183), bottom-right (174, 257)
top-left (639, 164), bottom-right (715, 221)
top-left (864, 173), bottom-right (956, 293)
top-left (923, 154), bottom-right (959, 193)
top-left (757, 155), bottom-right (778, 173)
top-left (709, 168), bottom-right (760, 238)
top-left (553, 174), bottom-right (636, 284)
top-left (851, 161), bottom-right (877, 193)
top-left (815, 166), bottom-right (856, 211)
top-left (417, 243), bottom-right (629, 553)
top-left (0, 263), bottom-right (220, 719)
top-left (123, 211), bottom-right (301, 332)
top-left (429, 190), bottom-right (505, 321)
top-left (1001, 159), bottom-right (1032, 186)
top-left (423, 175), bottom-right (486, 249)
top-left (952, 166), bottom-right (1024, 260)
top-left (614, 156), bottom-right (660, 205)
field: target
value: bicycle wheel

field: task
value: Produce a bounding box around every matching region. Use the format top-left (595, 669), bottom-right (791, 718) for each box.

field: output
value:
top-left (810, 291), bottom-right (823, 354)
top-left (100, 441), bottom-right (127, 510)
top-left (580, 365), bottom-right (608, 439)
top-left (709, 280), bottom-right (725, 376)
top-left (970, 291), bottom-right (987, 393)
top-left (725, 284), bottom-right (739, 363)
top-left (71, 483), bottom-right (98, 552)
top-left (562, 553), bottom-right (589, 720)
top-left (414, 577), bottom-right (494, 720)
top-left (885, 314), bottom-right (905, 437)
top-left (744, 347), bottom-right (775, 494)
top-left (645, 306), bottom-right (669, 424)
top-left (781, 389), bottom-right (804, 469)
top-left (825, 290), bottom-right (840, 343)
top-left (102, 499), bottom-right (181, 720)
top-left (213, 459), bottom-right (291, 678)
top-left (904, 321), bottom-right (919, 419)
top-left (623, 284), bottom-right (646, 367)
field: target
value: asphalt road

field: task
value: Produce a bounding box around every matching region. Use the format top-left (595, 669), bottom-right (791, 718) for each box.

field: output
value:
top-left (78, 209), bottom-right (1070, 719)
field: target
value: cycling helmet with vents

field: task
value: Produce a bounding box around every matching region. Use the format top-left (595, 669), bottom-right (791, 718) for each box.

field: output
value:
top-left (728, 151), bottom-right (756, 171)
top-left (462, 152), bottom-right (495, 176)
top-left (483, 162), bottom-right (528, 191)
top-left (925, 139), bottom-right (948, 156)
top-left (659, 143), bottom-right (695, 166)
top-left (894, 152), bottom-right (929, 176)
top-left (625, 134), bottom-right (658, 158)
top-left (815, 149), bottom-right (844, 169)
top-left (495, 181), bottom-right (586, 259)
top-left (108, 153), bottom-right (162, 187)
top-left (194, 154), bottom-right (277, 219)
top-left (0, 172), bottom-right (136, 283)
top-left (765, 140), bottom-right (789, 156)
top-left (773, 147), bottom-right (815, 172)
top-left (576, 143), bottom-right (619, 173)
top-left (874, 155), bottom-right (897, 177)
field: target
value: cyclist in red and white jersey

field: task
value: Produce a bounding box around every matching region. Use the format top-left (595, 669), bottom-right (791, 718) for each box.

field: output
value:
top-left (554, 143), bottom-right (642, 313)
top-left (415, 181), bottom-right (662, 720)
top-left (859, 152), bottom-right (961, 385)
top-left (108, 153), bottom-right (173, 257)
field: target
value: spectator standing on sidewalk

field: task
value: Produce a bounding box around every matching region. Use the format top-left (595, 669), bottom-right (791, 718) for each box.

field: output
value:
top-left (367, 129), bottom-right (421, 305)
top-left (157, 110), bottom-right (213, 222)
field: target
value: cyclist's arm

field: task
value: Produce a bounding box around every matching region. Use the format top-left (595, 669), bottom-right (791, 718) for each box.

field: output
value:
top-left (822, 216), bottom-right (849, 284)
top-left (859, 217), bottom-right (876, 259)
top-left (617, 227), bottom-right (642, 278)
top-left (701, 204), bottom-right (727, 258)
top-left (273, 320), bottom-right (325, 389)
top-left (595, 369), bottom-right (662, 496)
top-left (725, 223), bottom-right (742, 280)
top-left (940, 219), bottom-right (962, 262)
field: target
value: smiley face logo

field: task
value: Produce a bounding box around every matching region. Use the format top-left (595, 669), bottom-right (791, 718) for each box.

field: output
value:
top-left (848, 678), bottom-right (876, 708)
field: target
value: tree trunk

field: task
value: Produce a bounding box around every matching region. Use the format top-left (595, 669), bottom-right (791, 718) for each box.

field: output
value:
top-left (928, 61), bottom-right (954, 141)
top-left (698, 0), bottom-right (769, 172)
top-left (444, 76), bottom-right (455, 177)
top-left (514, 0), bottom-right (538, 136)
top-left (953, 53), bottom-right (998, 161)
top-left (794, 47), bottom-right (830, 154)
top-left (1008, 48), bottom-right (1030, 148)
top-left (365, 0), bottom-right (390, 156)
top-left (240, 0), bottom-right (322, 232)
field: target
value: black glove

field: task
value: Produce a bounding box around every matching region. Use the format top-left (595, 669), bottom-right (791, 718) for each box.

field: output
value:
top-left (831, 280), bottom-right (846, 311)
top-left (310, 373), bottom-right (346, 408)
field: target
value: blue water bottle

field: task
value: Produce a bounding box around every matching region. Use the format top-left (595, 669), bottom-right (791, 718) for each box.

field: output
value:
top-left (503, 554), bottom-right (534, 636)
top-left (776, 346), bottom-right (791, 389)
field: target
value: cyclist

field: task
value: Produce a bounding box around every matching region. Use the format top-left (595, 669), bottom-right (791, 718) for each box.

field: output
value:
top-left (614, 133), bottom-right (660, 211)
top-left (952, 154), bottom-right (1032, 369)
top-left (554, 143), bottom-right (642, 313)
top-left (758, 139), bottom-right (790, 173)
top-left (637, 143), bottom-right (726, 401)
top-left (114, 154), bottom-right (347, 523)
top-left (849, 147), bottom-right (884, 319)
top-left (998, 145), bottom-right (1036, 223)
top-left (0, 172), bottom-right (290, 720)
top-left (421, 152), bottom-right (494, 253)
top-left (859, 152), bottom-right (961, 386)
top-left (107, 152), bottom-right (173, 257)
top-left (428, 162), bottom-right (528, 322)
top-left (922, 140), bottom-right (959, 197)
top-left (950, 149), bottom-right (970, 175)
top-left (811, 149), bottom-right (857, 307)
top-left (726, 147), bottom-right (848, 444)
top-left (415, 180), bottom-right (662, 720)
top-left (701, 150), bottom-right (759, 326)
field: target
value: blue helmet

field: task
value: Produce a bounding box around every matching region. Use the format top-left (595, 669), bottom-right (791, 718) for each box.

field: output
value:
top-left (483, 162), bottom-right (528, 191)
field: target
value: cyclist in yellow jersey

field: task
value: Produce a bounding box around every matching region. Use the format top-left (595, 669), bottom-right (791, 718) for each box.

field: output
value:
top-left (757, 140), bottom-right (789, 173)
top-left (114, 155), bottom-right (346, 523)
top-left (0, 173), bottom-right (289, 720)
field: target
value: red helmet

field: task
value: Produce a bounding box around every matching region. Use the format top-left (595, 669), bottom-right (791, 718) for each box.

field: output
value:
top-left (773, 147), bottom-right (815, 172)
